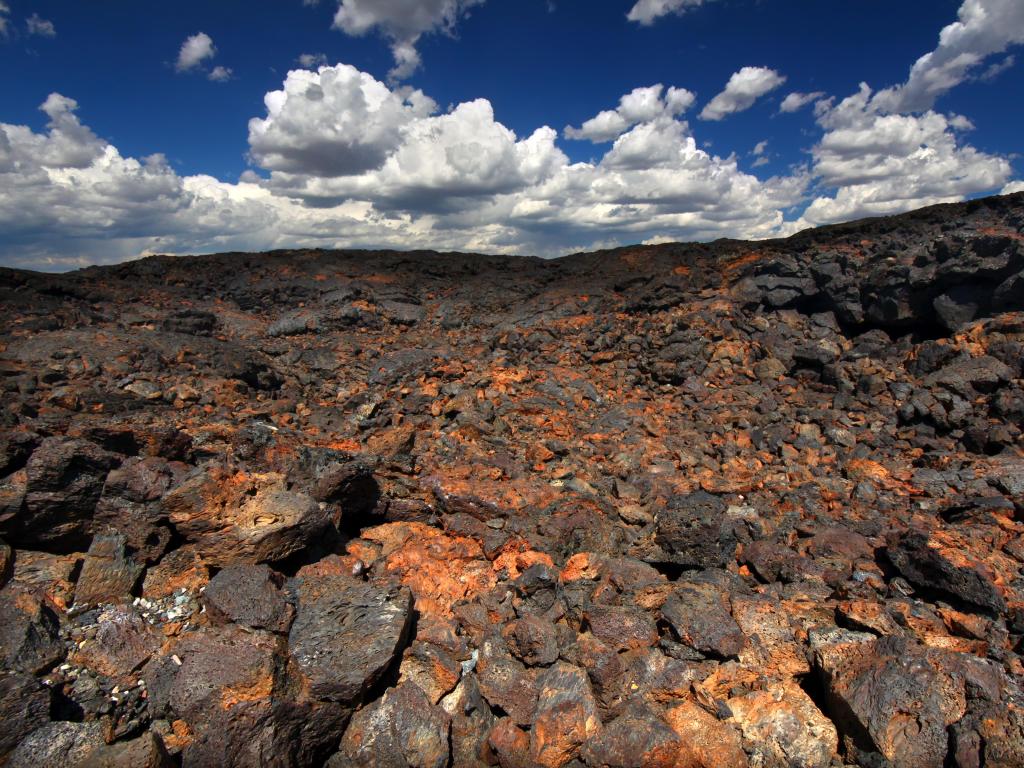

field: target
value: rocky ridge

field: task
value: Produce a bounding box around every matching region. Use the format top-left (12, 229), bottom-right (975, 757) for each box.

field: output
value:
top-left (1, 192), bottom-right (1023, 766)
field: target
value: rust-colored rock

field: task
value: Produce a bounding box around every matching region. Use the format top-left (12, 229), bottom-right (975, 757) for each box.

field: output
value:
top-left (530, 662), bottom-right (601, 768)
top-left (333, 682), bottom-right (451, 768)
top-left (163, 468), bottom-right (330, 567)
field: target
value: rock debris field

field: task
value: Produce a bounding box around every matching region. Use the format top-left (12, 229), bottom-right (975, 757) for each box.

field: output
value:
top-left (2, 193), bottom-right (1024, 767)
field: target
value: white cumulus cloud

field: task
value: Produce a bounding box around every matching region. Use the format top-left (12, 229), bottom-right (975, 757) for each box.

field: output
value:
top-left (208, 66), bottom-right (233, 82)
top-left (297, 52), bottom-right (329, 69)
top-left (176, 32), bottom-right (217, 72)
top-left (872, 0), bottom-right (1024, 112)
top-left (779, 91), bottom-right (824, 113)
top-left (564, 84), bottom-right (695, 142)
top-left (801, 82), bottom-right (1011, 225)
top-left (332, 0), bottom-right (484, 80)
top-left (700, 66), bottom-right (786, 121)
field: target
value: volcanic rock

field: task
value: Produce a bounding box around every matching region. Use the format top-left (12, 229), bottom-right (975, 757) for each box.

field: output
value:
top-left (287, 574), bottom-right (413, 703)
top-left (1, 193), bottom-right (1024, 767)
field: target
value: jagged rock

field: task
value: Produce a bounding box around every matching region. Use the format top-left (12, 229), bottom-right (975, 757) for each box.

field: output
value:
top-left (203, 563), bottom-right (294, 633)
top-left (0, 535), bottom-right (11, 587)
top-left (663, 700), bottom-right (748, 768)
top-left (502, 615), bottom-right (559, 666)
top-left (814, 634), bottom-right (976, 768)
top-left (163, 468), bottom-right (331, 566)
top-left (661, 580), bottom-right (745, 658)
top-left (0, 673), bottom-right (52, 759)
top-left (580, 701), bottom-right (682, 768)
top-left (727, 680), bottom-right (836, 768)
top-left (653, 491), bottom-right (737, 568)
top-left (530, 662), bottom-right (601, 768)
top-left (1, 193), bottom-right (1024, 768)
top-left (74, 532), bottom-right (145, 607)
top-left (69, 605), bottom-right (161, 682)
top-left (441, 674), bottom-right (496, 768)
top-left (288, 574), bottom-right (413, 703)
top-left (398, 640), bottom-right (461, 704)
top-left (6, 721), bottom-right (107, 768)
top-left (79, 732), bottom-right (175, 768)
top-left (93, 456), bottom-right (184, 563)
top-left (477, 634), bottom-right (541, 726)
top-left (332, 682), bottom-right (451, 768)
top-left (584, 604), bottom-right (658, 652)
top-left (0, 587), bottom-right (63, 673)
top-left (886, 528), bottom-right (1006, 613)
top-left (6, 437), bottom-right (116, 550)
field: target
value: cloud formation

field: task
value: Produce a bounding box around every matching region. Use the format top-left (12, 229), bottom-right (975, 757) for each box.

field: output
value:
top-left (800, 82), bottom-right (1011, 225)
top-left (872, 0), bottom-right (1024, 112)
top-left (176, 32), bottom-right (216, 72)
top-left (26, 13), bottom-right (55, 37)
top-left (779, 91), bottom-right (824, 113)
top-left (0, 2), bottom-right (9, 37)
top-left (332, 0), bottom-right (484, 80)
top-left (0, 0), bottom-right (1017, 271)
top-left (699, 66), bottom-right (786, 120)
top-left (564, 85), bottom-right (695, 142)
top-left (627, 0), bottom-right (712, 26)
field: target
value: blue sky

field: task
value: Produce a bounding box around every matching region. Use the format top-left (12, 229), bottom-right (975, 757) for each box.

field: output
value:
top-left (1, 0), bottom-right (1022, 270)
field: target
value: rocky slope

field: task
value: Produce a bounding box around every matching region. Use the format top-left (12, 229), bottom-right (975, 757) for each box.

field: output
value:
top-left (1, 192), bottom-right (1023, 767)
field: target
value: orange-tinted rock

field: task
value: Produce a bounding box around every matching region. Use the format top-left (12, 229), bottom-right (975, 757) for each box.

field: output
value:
top-left (70, 605), bottom-right (160, 683)
top-left (399, 640), bottom-right (461, 704)
top-left (0, 587), bottom-right (63, 673)
top-left (727, 680), bottom-right (837, 768)
top-left (487, 718), bottom-right (533, 768)
top-left (163, 468), bottom-right (330, 566)
top-left (141, 545), bottom-right (209, 599)
top-left (365, 523), bottom-right (496, 618)
top-left (580, 701), bottom-right (682, 768)
top-left (333, 682), bottom-right (451, 768)
top-left (663, 700), bottom-right (748, 768)
top-left (74, 532), bottom-right (145, 607)
top-left (530, 662), bottom-right (601, 768)
top-left (10, 549), bottom-right (81, 609)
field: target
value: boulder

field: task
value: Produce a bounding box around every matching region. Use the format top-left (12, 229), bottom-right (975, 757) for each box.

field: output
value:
top-left (288, 574), bottom-right (413, 703)
top-left (0, 587), bottom-right (63, 673)
top-left (530, 662), bottom-right (601, 768)
top-left (0, 673), bottom-right (52, 759)
top-left (332, 682), bottom-right (451, 768)
top-left (163, 468), bottom-right (330, 566)
top-left (7, 437), bottom-right (115, 550)
top-left (73, 532), bottom-right (145, 607)
top-left (203, 564), bottom-right (294, 633)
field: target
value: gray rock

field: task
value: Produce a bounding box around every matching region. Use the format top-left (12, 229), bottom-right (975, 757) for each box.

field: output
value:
top-left (288, 575), bottom-right (412, 703)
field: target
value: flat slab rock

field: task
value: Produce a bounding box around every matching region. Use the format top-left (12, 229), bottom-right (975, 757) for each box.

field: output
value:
top-left (288, 574), bottom-right (413, 703)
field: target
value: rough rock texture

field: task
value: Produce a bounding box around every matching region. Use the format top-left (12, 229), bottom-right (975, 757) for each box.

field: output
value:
top-left (2, 193), bottom-right (1024, 766)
